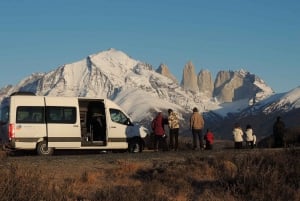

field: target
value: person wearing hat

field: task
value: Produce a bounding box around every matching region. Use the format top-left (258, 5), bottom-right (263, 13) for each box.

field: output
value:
top-left (190, 107), bottom-right (205, 150)
top-left (245, 124), bottom-right (254, 148)
top-left (167, 109), bottom-right (180, 151)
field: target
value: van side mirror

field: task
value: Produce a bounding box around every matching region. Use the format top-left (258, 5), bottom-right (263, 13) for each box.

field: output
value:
top-left (126, 118), bottom-right (133, 126)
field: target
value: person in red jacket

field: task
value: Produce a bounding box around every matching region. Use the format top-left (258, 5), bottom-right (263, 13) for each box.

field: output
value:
top-left (204, 128), bottom-right (214, 150)
top-left (151, 112), bottom-right (167, 151)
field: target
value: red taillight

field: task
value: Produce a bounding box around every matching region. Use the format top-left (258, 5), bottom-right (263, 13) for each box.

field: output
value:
top-left (8, 123), bottom-right (15, 140)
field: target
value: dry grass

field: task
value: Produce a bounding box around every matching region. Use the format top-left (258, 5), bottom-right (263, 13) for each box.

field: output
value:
top-left (0, 148), bottom-right (299, 201)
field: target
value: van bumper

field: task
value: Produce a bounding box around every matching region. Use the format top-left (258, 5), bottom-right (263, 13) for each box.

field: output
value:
top-left (0, 138), bottom-right (16, 150)
top-left (1, 142), bottom-right (15, 152)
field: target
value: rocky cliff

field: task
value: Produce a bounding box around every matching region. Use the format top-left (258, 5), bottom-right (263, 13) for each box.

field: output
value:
top-left (181, 61), bottom-right (199, 92)
top-left (197, 69), bottom-right (214, 97)
top-left (180, 67), bottom-right (273, 103)
top-left (156, 64), bottom-right (178, 84)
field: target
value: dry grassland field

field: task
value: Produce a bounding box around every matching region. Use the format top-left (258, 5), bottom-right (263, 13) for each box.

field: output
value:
top-left (0, 141), bottom-right (299, 201)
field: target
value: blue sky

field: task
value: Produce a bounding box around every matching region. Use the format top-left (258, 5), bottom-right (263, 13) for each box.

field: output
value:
top-left (0, 0), bottom-right (299, 93)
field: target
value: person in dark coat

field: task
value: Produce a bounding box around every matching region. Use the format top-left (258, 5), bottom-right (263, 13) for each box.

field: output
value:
top-left (91, 114), bottom-right (105, 141)
top-left (151, 112), bottom-right (167, 151)
top-left (273, 116), bottom-right (286, 147)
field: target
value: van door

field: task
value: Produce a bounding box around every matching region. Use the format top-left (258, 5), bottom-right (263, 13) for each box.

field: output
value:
top-left (45, 97), bottom-right (81, 148)
top-left (107, 108), bottom-right (130, 149)
top-left (12, 96), bottom-right (47, 149)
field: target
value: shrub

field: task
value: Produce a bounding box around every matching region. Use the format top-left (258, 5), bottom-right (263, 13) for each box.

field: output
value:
top-left (0, 149), bottom-right (299, 201)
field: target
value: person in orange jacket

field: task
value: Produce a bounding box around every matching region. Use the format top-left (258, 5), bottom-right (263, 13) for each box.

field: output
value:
top-left (190, 107), bottom-right (205, 150)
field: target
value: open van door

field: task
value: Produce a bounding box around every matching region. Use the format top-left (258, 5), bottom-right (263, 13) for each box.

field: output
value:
top-left (45, 97), bottom-right (81, 148)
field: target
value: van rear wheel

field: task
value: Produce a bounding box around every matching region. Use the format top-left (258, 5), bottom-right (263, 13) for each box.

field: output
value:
top-left (36, 141), bottom-right (54, 156)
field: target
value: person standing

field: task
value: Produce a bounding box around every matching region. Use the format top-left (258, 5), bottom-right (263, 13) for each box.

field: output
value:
top-left (273, 116), bottom-right (285, 148)
top-left (204, 128), bottom-right (214, 150)
top-left (91, 113), bottom-right (104, 141)
top-left (190, 107), bottom-right (205, 150)
top-left (253, 133), bottom-right (257, 148)
top-left (233, 123), bottom-right (243, 149)
top-left (245, 124), bottom-right (254, 148)
top-left (151, 112), bottom-right (167, 151)
top-left (167, 109), bottom-right (180, 151)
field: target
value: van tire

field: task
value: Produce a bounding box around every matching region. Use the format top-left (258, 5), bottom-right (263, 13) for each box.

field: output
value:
top-left (36, 141), bottom-right (54, 156)
top-left (128, 139), bottom-right (143, 153)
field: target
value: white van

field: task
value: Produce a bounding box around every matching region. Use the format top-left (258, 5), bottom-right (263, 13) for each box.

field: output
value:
top-left (0, 93), bottom-right (148, 155)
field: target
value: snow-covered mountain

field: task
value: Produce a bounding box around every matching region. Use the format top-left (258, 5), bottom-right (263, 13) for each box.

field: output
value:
top-left (0, 48), bottom-right (220, 118)
top-left (0, 48), bottom-right (298, 139)
top-left (211, 86), bottom-right (300, 139)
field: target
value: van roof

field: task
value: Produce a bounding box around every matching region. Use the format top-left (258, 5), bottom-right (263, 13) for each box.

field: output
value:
top-left (10, 91), bottom-right (35, 96)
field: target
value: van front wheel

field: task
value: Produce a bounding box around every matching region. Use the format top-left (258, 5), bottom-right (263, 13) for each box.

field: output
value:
top-left (36, 141), bottom-right (54, 156)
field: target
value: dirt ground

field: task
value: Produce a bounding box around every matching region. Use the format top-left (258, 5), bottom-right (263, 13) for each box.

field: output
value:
top-left (0, 141), bottom-right (231, 179)
top-left (0, 139), bottom-right (247, 188)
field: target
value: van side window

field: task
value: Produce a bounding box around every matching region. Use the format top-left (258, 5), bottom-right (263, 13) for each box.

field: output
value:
top-left (109, 109), bottom-right (129, 125)
top-left (46, 107), bottom-right (76, 124)
top-left (16, 106), bottom-right (44, 123)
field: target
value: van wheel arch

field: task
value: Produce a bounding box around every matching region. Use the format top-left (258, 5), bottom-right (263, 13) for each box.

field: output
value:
top-left (36, 141), bottom-right (54, 156)
top-left (128, 137), bottom-right (144, 153)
